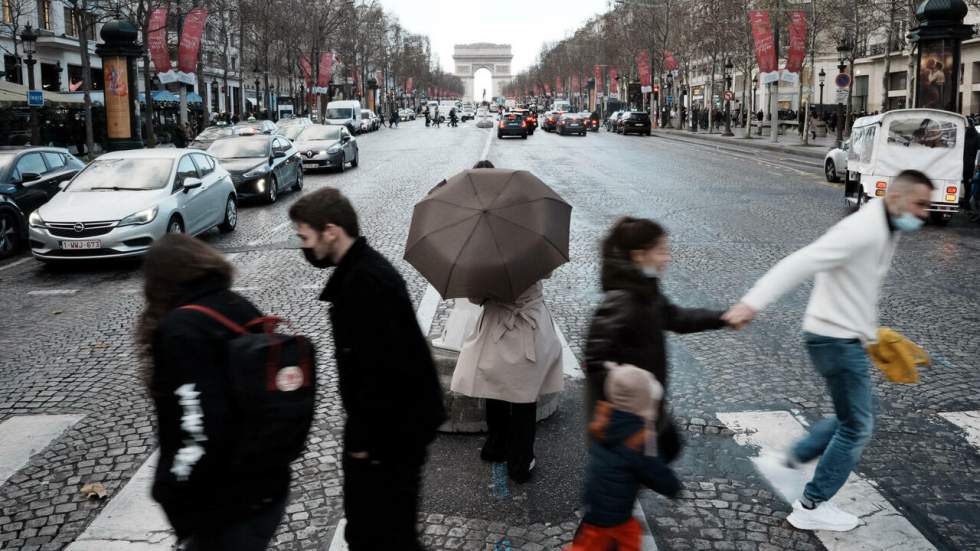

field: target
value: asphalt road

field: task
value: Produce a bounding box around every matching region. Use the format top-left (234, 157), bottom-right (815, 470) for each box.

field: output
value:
top-left (0, 118), bottom-right (978, 551)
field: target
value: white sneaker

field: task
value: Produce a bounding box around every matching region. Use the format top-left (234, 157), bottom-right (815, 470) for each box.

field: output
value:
top-left (787, 500), bottom-right (859, 532)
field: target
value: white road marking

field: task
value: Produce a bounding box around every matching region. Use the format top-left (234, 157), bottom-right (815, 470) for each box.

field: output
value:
top-left (0, 414), bottom-right (84, 486)
top-left (230, 286), bottom-right (260, 292)
top-left (0, 256), bottom-right (32, 272)
top-left (717, 410), bottom-right (937, 551)
top-left (938, 411), bottom-right (980, 451)
top-left (248, 220), bottom-right (294, 247)
top-left (65, 451), bottom-right (176, 550)
top-left (480, 123), bottom-right (494, 160)
top-left (415, 284), bottom-right (441, 336)
top-left (327, 518), bottom-right (348, 551)
top-left (224, 252), bottom-right (240, 262)
top-left (555, 322), bottom-right (584, 380)
top-left (27, 289), bottom-right (77, 296)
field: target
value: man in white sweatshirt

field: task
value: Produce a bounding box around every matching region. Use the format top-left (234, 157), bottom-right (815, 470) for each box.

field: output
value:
top-left (723, 170), bottom-right (935, 532)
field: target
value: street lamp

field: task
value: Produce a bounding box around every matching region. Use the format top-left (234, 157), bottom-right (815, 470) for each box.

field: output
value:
top-left (723, 58), bottom-right (734, 136)
top-left (252, 64), bottom-right (260, 114)
top-left (19, 23), bottom-right (40, 145)
top-left (818, 68), bottom-right (826, 116)
top-left (751, 75), bottom-right (759, 137)
top-left (835, 39), bottom-right (852, 148)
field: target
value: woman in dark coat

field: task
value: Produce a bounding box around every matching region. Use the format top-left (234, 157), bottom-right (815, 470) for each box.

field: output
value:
top-left (137, 234), bottom-right (288, 551)
top-left (584, 217), bottom-right (728, 460)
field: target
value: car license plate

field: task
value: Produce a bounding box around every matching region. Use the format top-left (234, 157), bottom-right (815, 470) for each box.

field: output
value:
top-left (303, 163), bottom-right (319, 169)
top-left (634, 123), bottom-right (644, 126)
top-left (570, 124), bottom-right (580, 127)
top-left (61, 240), bottom-right (101, 250)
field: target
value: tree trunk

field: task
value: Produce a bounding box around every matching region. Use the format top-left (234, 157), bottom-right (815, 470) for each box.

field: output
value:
top-left (881, 0), bottom-right (896, 113)
top-left (76, 4), bottom-right (95, 155)
top-left (139, 0), bottom-right (156, 147)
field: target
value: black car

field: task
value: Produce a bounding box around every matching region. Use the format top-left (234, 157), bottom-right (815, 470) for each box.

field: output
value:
top-left (557, 114), bottom-right (587, 136)
top-left (511, 109), bottom-right (537, 134)
top-left (208, 135), bottom-right (302, 203)
top-left (292, 125), bottom-right (359, 173)
top-left (189, 125), bottom-right (235, 149)
top-left (0, 147), bottom-right (85, 258)
top-left (617, 111), bottom-right (652, 136)
top-left (541, 111), bottom-right (564, 132)
top-left (497, 113), bottom-right (529, 139)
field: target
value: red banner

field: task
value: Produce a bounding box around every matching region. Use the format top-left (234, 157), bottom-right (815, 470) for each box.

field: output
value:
top-left (534, 84), bottom-right (540, 96)
top-left (664, 51), bottom-right (678, 72)
top-left (571, 74), bottom-right (579, 93)
top-left (177, 7), bottom-right (207, 76)
top-left (544, 83), bottom-right (551, 95)
top-left (300, 56), bottom-right (312, 88)
top-left (406, 77), bottom-right (413, 94)
top-left (594, 65), bottom-right (603, 95)
top-left (318, 53), bottom-right (332, 87)
top-left (609, 68), bottom-right (618, 93)
top-left (147, 8), bottom-right (171, 76)
top-left (749, 10), bottom-right (778, 77)
top-left (786, 11), bottom-right (807, 76)
top-left (636, 51), bottom-right (651, 87)
top-left (556, 76), bottom-right (562, 95)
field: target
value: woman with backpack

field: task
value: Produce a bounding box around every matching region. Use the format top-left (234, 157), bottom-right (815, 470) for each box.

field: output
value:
top-left (137, 234), bottom-right (290, 551)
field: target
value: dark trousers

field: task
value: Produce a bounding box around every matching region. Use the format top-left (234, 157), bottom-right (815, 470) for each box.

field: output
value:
top-left (179, 496), bottom-right (286, 551)
top-left (484, 399), bottom-right (536, 479)
top-left (343, 447), bottom-right (426, 551)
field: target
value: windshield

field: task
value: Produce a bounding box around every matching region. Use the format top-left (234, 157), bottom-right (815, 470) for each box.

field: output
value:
top-left (208, 137), bottom-right (270, 158)
top-left (629, 113), bottom-right (650, 121)
top-left (327, 108), bottom-right (354, 119)
top-left (297, 126), bottom-right (342, 141)
top-left (887, 117), bottom-right (957, 149)
top-left (0, 152), bottom-right (17, 172)
top-left (281, 126), bottom-right (306, 140)
top-left (195, 127), bottom-right (233, 141)
top-left (66, 158), bottom-right (173, 191)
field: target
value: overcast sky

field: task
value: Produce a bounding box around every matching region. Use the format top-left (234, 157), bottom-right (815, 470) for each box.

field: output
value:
top-left (376, 0), bottom-right (610, 75)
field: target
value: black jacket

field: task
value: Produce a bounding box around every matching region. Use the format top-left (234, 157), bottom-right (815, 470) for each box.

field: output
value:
top-left (150, 279), bottom-right (289, 539)
top-left (584, 258), bottom-right (725, 417)
top-left (321, 237), bottom-right (446, 459)
top-left (582, 402), bottom-right (680, 527)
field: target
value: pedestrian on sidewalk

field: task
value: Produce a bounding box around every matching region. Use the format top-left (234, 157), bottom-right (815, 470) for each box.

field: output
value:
top-left (424, 106), bottom-right (431, 127)
top-left (567, 363), bottom-right (681, 551)
top-left (138, 234), bottom-right (289, 551)
top-left (289, 188), bottom-right (446, 551)
top-left (449, 160), bottom-right (563, 484)
top-left (723, 170), bottom-right (936, 533)
top-left (584, 217), bottom-right (728, 462)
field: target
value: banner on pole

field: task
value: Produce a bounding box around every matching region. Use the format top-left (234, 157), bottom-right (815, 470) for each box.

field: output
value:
top-left (609, 68), bottom-right (618, 93)
top-left (664, 51), bottom-right (678, 72)
top-left (783, 11), bottom-right (807, 84)
top-left (556, 76), bottom-right (563, 95)
top-left (594, 65), bottom-right (603, 95)
top-left (544, 83), bottom-right (551, 95)
top-left (176, 7), bottom-right (207, 84)
top-left (318, 53), bottom-right (333, 88)
top-left (636, 51), bottom-right (652, 87)
top-left (571, 74), bottom-right (579, 93)
top-left (148, 8), bottom-right (176, 84)
top-left (749, 10), bottom-right (779, 84)
top-left (299, 56), bottom-right (312, 88)
top-left (406, 77), bottom-right (413, 94)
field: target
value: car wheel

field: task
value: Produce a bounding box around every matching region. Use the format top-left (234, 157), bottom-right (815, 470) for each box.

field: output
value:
top-left (497, 133), bottom-right (503, 139)
top-left (267, 175), bottom-right (279, 203)
top-left (825, 159), bottom-right (838, 182)
top-left (929, 212), bottom-right (951, 226)
top-left (293, 169), bottom-right (304, 191)
top-left (219, 196), bottom-right (238, 233)
top-left (646, 130), bottom-right (651, 136)
top-left (167, 216), bottom-right (184, 234)
top-left (337, 156), bottom-right (346, 173)
top-left (351, 150), bottom-right (359, 167)
top-left (0, 210), bottom-right (21, 259)
top-left (522, 134), bottom-right (527, 139)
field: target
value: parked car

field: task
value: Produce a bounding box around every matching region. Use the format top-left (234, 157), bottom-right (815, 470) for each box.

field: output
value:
top-left (497, 112), bottom-right (529, 139)
top-left (28, 149), bottom-right (237, 262)
top-left (326, 100), bottom-right (363, 135)
top-left (557, 113), bottom-right (587, 136)
top-left (276, 116), bottom-right (314, 141)
top-left (617, 111), bottom-right (652, 136)
top-left (0, 147), bottom-right (85, 258)
top-left (208, 135), bottom-right (302, 203)
top-left (824, 139), bottom-right (849, 182)
top-left (293, 125), bottom-right (359, 173)
top-left (605, 111), bottom-right (624, 132)
top-left (189, 125), bottom-right (235, 149)
top-left (233, 120), bottom-right (278, 135)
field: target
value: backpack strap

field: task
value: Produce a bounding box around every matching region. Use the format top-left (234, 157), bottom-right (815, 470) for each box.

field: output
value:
top-left (178, 305), bottom-right (248, 335)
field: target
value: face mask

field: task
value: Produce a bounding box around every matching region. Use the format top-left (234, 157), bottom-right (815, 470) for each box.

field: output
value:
top-left (893, 212), bottom-right (924, 232)
top-left (302, 247), bottom-right (335, 269)
top-left (641, 266), bottom-right (660, 278)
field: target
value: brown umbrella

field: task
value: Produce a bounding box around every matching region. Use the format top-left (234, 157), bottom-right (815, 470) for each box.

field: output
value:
top-left (405, 168), bottom-right (571, 303)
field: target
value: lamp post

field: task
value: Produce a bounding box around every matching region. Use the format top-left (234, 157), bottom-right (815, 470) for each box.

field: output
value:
top-left (19, 23), bottom-right (39, 145)
top-left (818, 68), bottom-right (826, 116)
top-left (835, 40), bottom-right (851, 148)
top-left (751, 75), bottom-right (759, 137)
top-left (252, 65), bottom-right (260, 114)
top-left (723, 59), bottom-right (734, 136)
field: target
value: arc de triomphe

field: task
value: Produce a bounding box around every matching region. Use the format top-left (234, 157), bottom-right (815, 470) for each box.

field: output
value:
top-left (453, 43), bottom-right (513, 102)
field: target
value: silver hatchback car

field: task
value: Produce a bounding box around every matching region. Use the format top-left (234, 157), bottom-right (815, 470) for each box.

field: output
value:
top-left (28, 149), bottom-right (237, 261)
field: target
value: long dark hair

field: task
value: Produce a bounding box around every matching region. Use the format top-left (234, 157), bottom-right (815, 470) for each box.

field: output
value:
top-left (136, 234), bottom-right (233, 383)
top-left (601, 217), bottom-right (666, 266)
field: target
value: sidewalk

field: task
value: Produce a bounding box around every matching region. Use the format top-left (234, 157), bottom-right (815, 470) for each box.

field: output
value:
top-left (651, 126), bottom-right (837, 160)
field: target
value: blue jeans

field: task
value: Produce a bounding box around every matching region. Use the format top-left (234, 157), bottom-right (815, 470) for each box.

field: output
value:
top-left (791, 332), bottom-right (875, 504)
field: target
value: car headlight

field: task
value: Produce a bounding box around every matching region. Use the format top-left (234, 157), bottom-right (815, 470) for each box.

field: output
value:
top-left (118, 206), bottom-right (158, 227)
top-left (243, 165), bottom-right (268, 179)
top-left (327, 145), bottom-right (342, 154)
top-left (28, 210), bottom-right (44, 228)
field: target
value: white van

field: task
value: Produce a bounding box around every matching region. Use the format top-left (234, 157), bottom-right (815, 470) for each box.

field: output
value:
top-left (552, 99), bottom-right (571, 112)
top-left (325, 100), bottom-right (363, 134)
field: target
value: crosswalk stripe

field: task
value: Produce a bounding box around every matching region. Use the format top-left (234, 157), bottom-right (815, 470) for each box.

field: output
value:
top-left (65, 451), bottom-right (176, 550)
top-left (717, 411), bottom-right (937, 551)
top-left (0, 414), bottom-right (84, 486)
top-left (938, 411), bottom-right (980, 451)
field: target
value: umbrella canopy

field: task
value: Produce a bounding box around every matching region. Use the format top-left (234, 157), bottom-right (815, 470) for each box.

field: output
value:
top-left (405, 168), bottom-right (571, 303)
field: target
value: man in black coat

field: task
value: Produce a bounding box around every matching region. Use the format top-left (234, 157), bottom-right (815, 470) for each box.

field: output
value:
top-left (289, 188), bottom-right (446, 551)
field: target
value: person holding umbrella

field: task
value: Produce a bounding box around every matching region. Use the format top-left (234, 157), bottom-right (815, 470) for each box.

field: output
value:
top-left (405, 164), bottom-right (572, 483)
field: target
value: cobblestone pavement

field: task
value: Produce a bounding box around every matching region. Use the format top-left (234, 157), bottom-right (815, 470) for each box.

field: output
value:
top-left (0, 119), bottom-right (978, 551)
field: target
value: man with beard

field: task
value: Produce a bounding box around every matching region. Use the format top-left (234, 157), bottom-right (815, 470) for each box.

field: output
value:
top-left (289, 188), bottom-right (446, 550)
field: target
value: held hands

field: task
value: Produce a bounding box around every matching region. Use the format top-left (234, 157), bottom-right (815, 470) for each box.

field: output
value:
top-left (722, 303), bottom-right (758, 330)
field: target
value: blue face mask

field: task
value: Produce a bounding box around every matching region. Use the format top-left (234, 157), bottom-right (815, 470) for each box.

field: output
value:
top-left (894, 212), bottom-right (924, 232)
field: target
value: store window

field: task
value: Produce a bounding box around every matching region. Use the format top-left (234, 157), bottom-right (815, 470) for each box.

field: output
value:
top-left (41, 62), bottom-right (60, 91)
top-left (4, 55), bottom-right (20, 84)
top-left (888, 71), bottom-right (907, 92)
top-left (37, 0), bottom-right (51, 29)
top-left (63, 6), bottom-right (75, 35)
top-left (852, 75), bottom-right (869, 113)
top-left (67, 64), bottom-right (104, 91)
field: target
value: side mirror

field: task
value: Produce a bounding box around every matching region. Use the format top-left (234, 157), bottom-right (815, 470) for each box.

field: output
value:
top-left (341, 135), bottom-right (350, 143)
top-left (182, 177), bottom-right (202, 192)
top-left (273, 150), bottom-right (286, 158)
top-left (21, 172), bottom-right (42, 183)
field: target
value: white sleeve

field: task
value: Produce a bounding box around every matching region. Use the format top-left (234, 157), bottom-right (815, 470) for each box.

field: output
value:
top-left (740, 217), bottom-right (871, 311)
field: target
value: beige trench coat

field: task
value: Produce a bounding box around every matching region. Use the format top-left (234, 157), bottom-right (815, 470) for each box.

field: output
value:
top-left (450, 282), bottom-right (564, 403)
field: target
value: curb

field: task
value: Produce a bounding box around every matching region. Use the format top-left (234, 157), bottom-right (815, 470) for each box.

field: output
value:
top-left (651, 129), bottom-right (829, 160)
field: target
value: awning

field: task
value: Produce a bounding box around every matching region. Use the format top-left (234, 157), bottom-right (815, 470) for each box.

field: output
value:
top-left (0, 79), bottom-right (90, 105)
top-left (186, 92), bottom-right (203, 104)
top-left (138, 90), bottom-right (180, 103)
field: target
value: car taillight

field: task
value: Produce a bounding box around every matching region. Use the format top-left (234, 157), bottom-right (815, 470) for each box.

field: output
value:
top-left (499, 121), bottom-right (506, 128)
top-left (559, 121), bottom-right (565, 125)
top-left (521, 121), bottom-right (527, 127)
top-left (876, 181), bottom-right (888, 190)
top-left (946, 186), bottom-right (958, 194)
